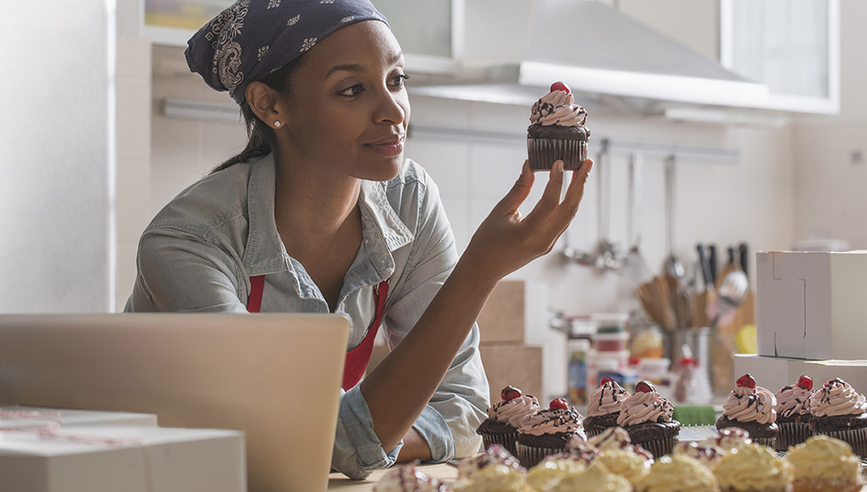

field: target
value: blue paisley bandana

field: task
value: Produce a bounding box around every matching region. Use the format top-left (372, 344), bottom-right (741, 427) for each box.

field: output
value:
top-left (185, 0), bottom-right (388, 104)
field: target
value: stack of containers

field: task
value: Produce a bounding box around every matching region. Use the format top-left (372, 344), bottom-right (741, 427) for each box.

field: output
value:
top-left (586, 313), bottom-right (637, 393)
top-left (566, 316), bottom-right (595, 407)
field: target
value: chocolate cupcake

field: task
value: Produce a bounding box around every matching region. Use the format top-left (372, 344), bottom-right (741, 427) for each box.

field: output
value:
top-left (527, 81), bottom-right (589, 172)
top-left (516, 397), bottom-right (584, 468)
top-left (616, 380), bottom-right (681, 459)
top-left (774, 375), bottom-right (816, 451)
top-left (476, 385), bottom-right (540, 456)
top-left (808, 378), bottom-right (867, 458)
top-left (584, 376), bottom-right (630, 438)
top-left (716, 374), bottom-right (779, 447)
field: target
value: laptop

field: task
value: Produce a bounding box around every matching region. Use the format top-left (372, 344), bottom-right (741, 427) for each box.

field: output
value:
top-left (0, 313), bottom-right (349, 492)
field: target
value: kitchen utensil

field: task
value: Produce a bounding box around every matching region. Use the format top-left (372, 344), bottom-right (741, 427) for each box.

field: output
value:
top-left (595, 139), bottom-right (620, 271)
top-left (663, 155), bottom-right (685, 279)
top-left (696, 244), bottom-right (714, 292)
top-left (562, 144), bottom-right (609, 266)
top-left (739, 242), bottom-right (749, 281)
top-left (622, 152), bottom-right (652, 292)
top-left (711, 269), bottom-right (749, 328)
top-left (708, 244), bottom-right (718, 286)
top-left (715, 246), bottom-right (740, 290)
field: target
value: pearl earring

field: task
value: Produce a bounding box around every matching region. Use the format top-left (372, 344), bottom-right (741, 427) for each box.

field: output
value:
top-left (274, 120), bottom-right (282, 128)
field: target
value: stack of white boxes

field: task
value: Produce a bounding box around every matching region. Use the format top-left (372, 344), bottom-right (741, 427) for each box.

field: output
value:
top-left (734, 251), bottom-right (867, 394)
top-left (0, 406), bottom-right (246, 492)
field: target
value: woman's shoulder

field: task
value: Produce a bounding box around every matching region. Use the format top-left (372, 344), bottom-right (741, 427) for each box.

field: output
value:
top-left (145, 160), bottom-right (259, 237)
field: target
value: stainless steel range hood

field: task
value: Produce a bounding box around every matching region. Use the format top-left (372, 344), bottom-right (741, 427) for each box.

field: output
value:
top-left (409, 0), bottom-right (769, 109)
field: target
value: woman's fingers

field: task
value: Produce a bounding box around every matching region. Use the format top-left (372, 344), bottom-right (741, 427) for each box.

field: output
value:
top-left (527, 160), bottom-right (566, 219)
top-left (493, 160), bottom-right (534, 216)
top-left (551, 159), bottom-right (593, 228)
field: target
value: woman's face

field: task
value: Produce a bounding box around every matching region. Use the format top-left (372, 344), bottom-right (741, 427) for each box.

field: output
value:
top-left (277, 20), bottom-right (410, 182)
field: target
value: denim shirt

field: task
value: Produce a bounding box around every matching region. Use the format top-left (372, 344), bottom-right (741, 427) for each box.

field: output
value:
top-left (124, 154), bottom-right (489, 479)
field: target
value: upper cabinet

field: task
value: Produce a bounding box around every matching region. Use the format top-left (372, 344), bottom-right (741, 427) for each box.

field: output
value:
top-left (720, 0), bottom-right (840, 114)
top-left (142, 0), bottom-right (462, 74)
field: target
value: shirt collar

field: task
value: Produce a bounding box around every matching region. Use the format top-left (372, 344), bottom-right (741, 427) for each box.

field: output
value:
top-left (242, 154), bottom-right (414, 277)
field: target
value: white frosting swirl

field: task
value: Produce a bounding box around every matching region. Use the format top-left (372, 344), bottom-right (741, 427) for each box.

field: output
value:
top-left (488, 395), bottom-right (540, 427)
top-left (587, 426), bottom-right (632, 452)
top-left (809, 378), bottom-right (867, 417)
top-left (775, 384), bottom-right (814, 418)
top-left (721, 386), bottom-right (777, 424)
top-left (587, 381), bottom-right (630, 417)
top-left (518, 408), bottom-right (582, 436)
top-left (616, 390), bottom-right (674, 427)
top-left (529, 90), bottom-right (588, 127)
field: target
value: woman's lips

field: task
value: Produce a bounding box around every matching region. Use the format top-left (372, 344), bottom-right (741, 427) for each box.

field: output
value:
top-left (365, 134), bottom-right (405, 157)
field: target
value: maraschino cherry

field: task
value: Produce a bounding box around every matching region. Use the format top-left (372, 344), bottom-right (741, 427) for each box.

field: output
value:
top-left (501, 386), bottom-right (522, 401)
top-left (796, 374), bottom-right (813, 390)
top-left (550, 398), bottom-right (569, 410)
top-left (599, 377), bottom-right (615, 387)
top-left (550, 81), bottom-right (570, 93)
top-left (635, 380), bottom-right (655, 393)
top-left (736, 373), bottom-right (756, 389)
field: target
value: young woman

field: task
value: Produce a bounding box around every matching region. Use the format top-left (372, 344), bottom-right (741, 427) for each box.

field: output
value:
top-left (126, 0), bottom-right (592, 480)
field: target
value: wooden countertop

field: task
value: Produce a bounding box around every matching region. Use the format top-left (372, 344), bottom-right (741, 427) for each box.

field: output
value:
top-left (328, 463), bottom-right (457, 491)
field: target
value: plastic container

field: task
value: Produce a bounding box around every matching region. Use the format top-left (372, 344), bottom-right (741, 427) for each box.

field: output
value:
top-left (638, 357), bottom-right (671, 383)
top-left (566, 338), bottom-right (591, 406)
top-left (592, 331), bottom-right (630, 352)
top-left (586, 350), bottom-right (631, 390)
top-left (591, 312), bottom-right (629, 334)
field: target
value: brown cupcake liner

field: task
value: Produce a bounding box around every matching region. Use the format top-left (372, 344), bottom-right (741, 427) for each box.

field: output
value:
top-left (752, 436), bottom-right (777, 448)
top-left (815, 427), bottom-right (867, 458)
top-left (632, 436), bottom-right (678, 459)
top-left (516, 442), bottom-right (561, 469)
top-left (482, 431), bottom-right (519, 458)
top-left (527, 138), bottom-right (587, 171)
top-left (776, 422), bottom-right (813, 452)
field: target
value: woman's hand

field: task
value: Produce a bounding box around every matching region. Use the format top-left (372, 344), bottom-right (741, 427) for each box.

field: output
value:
top-left (462, 158), bottom-right (593, 282)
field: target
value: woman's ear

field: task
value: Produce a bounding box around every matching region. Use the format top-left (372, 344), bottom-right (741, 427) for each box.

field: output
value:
top-left (245, 81), bottom-right (285, 130)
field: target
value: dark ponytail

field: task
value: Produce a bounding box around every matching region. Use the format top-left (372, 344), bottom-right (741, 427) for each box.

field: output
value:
top-left (211, 55), bottom-right (307, 174)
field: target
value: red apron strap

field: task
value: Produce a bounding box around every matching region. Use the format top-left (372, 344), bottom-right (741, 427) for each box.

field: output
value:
top-left (247, 275), bottom-right (266, 313)
top-left (246, 274), bottom-right (389, 391)
top-left (341, 280), bottom-right (389, 391)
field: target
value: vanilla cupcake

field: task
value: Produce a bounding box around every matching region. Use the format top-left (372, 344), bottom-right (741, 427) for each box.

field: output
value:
top-left (673, 441), bottom-right (724, 470)
top-left (588, 426), bottom-right (655, 460)
top-left (716, 374), bottom-right (778, 447)
top-left (809, 378), bottom-right (867, 458)
top-left (713, 443), bottom-right (792, 492)
top-left (525, 451), bottom-right (593, 491)
top-left (585, 377), bottom-right (630, 437)
top-left (775, 375), bottom-right (816, 451)
top-left (700, 427), bottom-right (753, 452)
top-left (786, 435), bottom-right (863, 492)
top-left (451, 461), bottom-right (532, 492)
top-left (373, 463), bottom-right (450, 492)
top-left (636, 454), bottom-right (720, 492)
top-left (597, 448), bottom-right (652, 486)
top-left (549, 460), bottom-right (631, 492)
top-left (458, 443), bottom-right (524, 481)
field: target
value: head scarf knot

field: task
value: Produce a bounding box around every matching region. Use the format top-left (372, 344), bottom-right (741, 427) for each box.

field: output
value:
top-left (185, 0), bottom-right (388, 104)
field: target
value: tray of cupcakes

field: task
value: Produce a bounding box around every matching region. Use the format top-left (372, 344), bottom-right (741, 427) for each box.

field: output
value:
top-left (375, 375), bottom-right (867, 491)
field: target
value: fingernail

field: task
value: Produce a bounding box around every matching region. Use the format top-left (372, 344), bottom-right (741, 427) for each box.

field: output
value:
top-left (556, 160), bottom-right (564, 173)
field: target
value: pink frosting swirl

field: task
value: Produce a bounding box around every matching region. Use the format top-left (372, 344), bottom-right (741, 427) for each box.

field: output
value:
top-left (587, 380), bottom-right (630, 417)
top-left (721, 386), bottom-right (776, 424)
top-left (809, 378), bottom-right (867, 417)
top-left (529, 90), bottom-right (588, 127)
top-left (518, 407), bottom-right (582, 437)
top-left (488, 395), bottom-right (540, 427)
top-left (775, 384), bottom-right (814, 418)
top-left (616, 390), bottom-right (674, 426)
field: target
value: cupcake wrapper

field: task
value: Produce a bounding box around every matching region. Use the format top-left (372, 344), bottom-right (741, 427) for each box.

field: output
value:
top-left (482, 431), bottom-right (519, 458)
top-left (775, 422), bottom-right (812, 452)
top-left (527, 138), bottom-right (587, 171)
top-left (752, 436), bottom-right (776, 448)
top-left (815, 427), bottom-right (867, 458)
top-left (632, 436), bottom-right (678, 459)
top-left (515, 442), bottom-right (560, 469)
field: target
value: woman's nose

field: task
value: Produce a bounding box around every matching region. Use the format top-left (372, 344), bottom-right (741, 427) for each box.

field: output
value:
top-left (373, 88), bottom-right (407, 125)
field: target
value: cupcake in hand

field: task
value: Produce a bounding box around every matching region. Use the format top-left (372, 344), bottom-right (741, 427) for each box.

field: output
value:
top-left (516, 398), bottom-right (584, 468)
top-left (527, 81), bottom-right (589, 172)
top-left (584, 377), bottom-right (630, 438)
top-left (476, 386), bottom-right (540, 456)
top-left (716, 373), bottom-right (778, 447)
top-left (616, 380), bottom-right (681, 459)
top-left (809, 378), bottom-right (867, 458)
top-left (775, 375), bottom-right (816, 451)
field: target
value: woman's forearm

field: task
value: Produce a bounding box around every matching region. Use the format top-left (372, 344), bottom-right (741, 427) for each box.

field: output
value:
top-left (360, 255), bottom-right (498, 452)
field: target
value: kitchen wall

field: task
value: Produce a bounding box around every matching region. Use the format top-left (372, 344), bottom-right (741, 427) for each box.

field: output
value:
top-left (115, 1), bottom-right (865, 318)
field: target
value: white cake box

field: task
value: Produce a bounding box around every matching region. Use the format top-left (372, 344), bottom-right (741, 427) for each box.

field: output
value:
top-left (756, 251), bottom-right (867, 360)
top-left (0, 406), bottom-right (158, 429)
top-left (0, 425), bottom-right (246, 492)
top-left (734, 354), bottom-right (867, 395)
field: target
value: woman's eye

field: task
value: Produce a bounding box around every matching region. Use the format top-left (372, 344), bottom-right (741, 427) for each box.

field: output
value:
top-left (391, 74), bottom-right (410, 88)
top-left (338, 85), bottom-right (363, 97)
